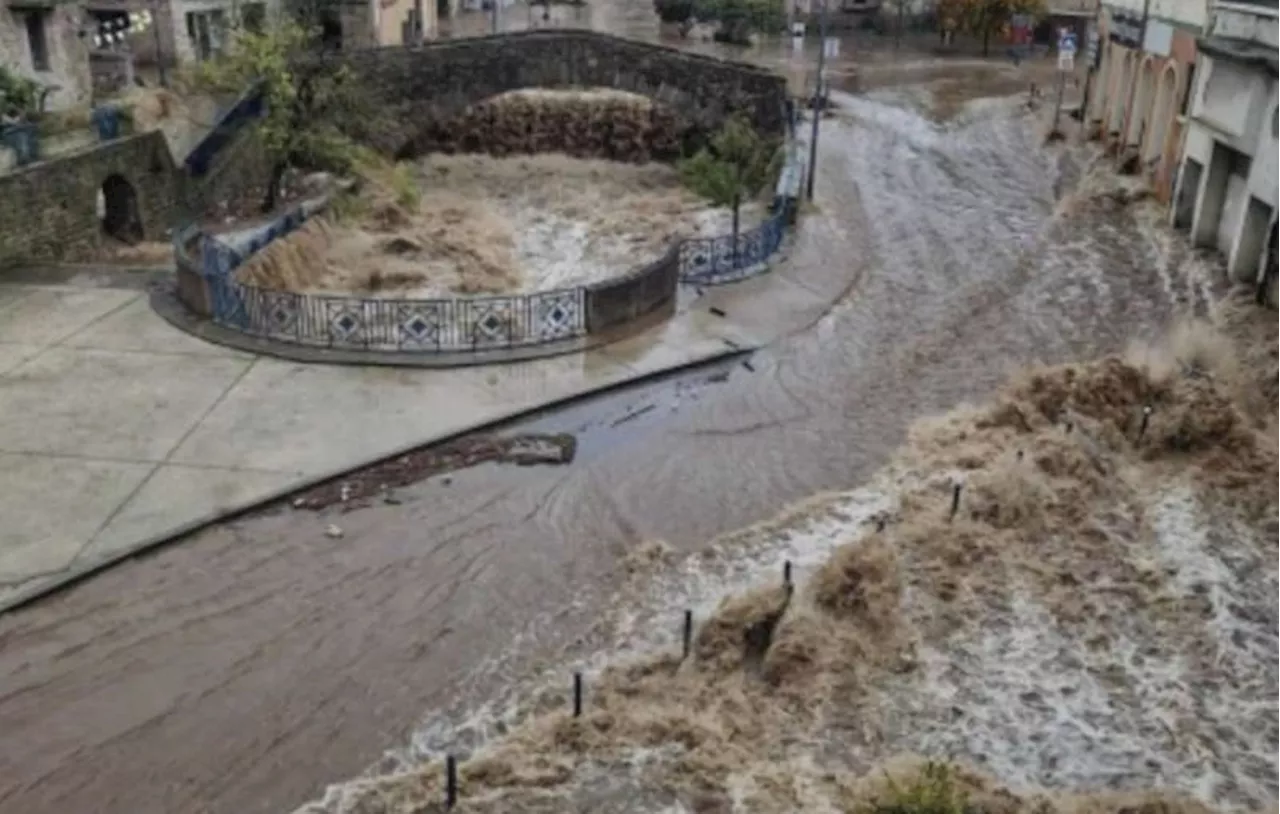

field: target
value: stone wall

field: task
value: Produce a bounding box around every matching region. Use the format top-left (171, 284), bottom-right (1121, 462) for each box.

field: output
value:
top-left (584, 243), bottom-right (680, 334)
top-left (403, 90), bottom-right (687, 161)
top-left (0, 132), bottom-right (176, 267)
top-left (342, 30), bottom-right (789, 155)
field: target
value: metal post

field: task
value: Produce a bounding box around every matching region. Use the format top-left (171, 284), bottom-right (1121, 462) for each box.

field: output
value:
top-left (682, 609), bottom-right (693, 659)
top-left (491, 0), bottom-right (499, 34)
top-left (572, 672), bottom-right (583, 717)
top-left (152, 0), bottom-right (167, 87)
top-left (445, 755), bottom-right (458, 809)
top-left (805, 0), bottom-right (828, 202)
top-left (1051, 64), bottom-right (1067, 135)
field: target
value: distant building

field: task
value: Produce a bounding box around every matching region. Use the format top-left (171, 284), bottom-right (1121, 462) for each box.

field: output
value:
top-left (0, 0), bottom-right (93, 110)
top-left (286, 0), bottom-right (436, 49)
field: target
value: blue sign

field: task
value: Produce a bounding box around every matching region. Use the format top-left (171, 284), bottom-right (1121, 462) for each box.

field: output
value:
top-left (1059, 29), bottom-right (1078, 54)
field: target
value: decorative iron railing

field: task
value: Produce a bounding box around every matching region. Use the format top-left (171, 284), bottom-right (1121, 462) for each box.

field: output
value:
top-left (178, 161), bottom-right (797, 352)
top-left (678, 204), bottom-right (789, 285)
top-left (204, 273), bottom-right (588, 352)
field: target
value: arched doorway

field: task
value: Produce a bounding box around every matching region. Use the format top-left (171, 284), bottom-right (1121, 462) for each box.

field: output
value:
top-left (100, 174), bottom-right (142, 244)
top-left (1110, 49), bottom-right (1133, 136)
top-left (1127, 57), bottom-right (1156, 147)
top-left (1145, 63), bottom-right (1178, 163)
top-left (1259, 221), bottom-right (1278, 306)
top-left (1092, 44), bottom-right (1113, 122)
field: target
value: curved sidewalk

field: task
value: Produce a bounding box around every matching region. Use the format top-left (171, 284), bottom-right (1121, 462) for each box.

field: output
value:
top-left (0, 182), bottom-right (848, 614)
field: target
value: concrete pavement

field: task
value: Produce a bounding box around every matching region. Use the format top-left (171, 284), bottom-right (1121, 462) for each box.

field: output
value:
top-left (0, 191), bottom-right (846, 613)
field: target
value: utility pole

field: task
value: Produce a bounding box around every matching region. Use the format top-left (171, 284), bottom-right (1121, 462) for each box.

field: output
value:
top-left (805, 0), bottom-right (828, 202)
top-left (152, 0), bottom-right (167, 86)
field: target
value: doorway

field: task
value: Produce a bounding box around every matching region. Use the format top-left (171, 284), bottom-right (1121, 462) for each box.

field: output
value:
top-left (100, 174), bottom-right (143, 244)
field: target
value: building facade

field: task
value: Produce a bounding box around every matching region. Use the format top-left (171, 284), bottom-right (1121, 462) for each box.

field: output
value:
top-left (1, 0), bottom-right (93, 111)
top-left (1172, 0), bottom-right (1277, 293)
top-left (1087, 0), bottom-right (1206, 202)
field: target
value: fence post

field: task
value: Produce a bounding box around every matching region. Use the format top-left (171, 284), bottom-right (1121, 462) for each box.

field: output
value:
top-left (682, 609), bottom-right (693, 659)
top-left (445, 754), bottom-right (458, 809)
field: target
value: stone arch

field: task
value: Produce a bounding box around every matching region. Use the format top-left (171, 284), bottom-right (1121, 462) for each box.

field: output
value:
top-left (1144, 61), bottom-right (1179, 163)
top-left (100, 173), bottom-right (142, 244)
top-left (347, 32), bottom-right (788, 159)
top-left (1127, 55), bottom-right (1157, 147)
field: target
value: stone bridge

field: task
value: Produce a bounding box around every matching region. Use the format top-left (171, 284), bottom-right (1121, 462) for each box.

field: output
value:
top-left (341, 30), bottom-right (791, 156)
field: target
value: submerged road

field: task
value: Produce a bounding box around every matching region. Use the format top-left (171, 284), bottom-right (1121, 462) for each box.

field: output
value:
top-left (0, 58), bottom-right (1225, 814)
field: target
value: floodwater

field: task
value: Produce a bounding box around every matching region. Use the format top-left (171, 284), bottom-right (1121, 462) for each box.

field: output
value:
top-left (0, 15), bottom-right (1264, 814)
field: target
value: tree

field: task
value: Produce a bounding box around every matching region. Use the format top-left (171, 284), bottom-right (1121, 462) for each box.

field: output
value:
top-left (0, 66), bottom-right (47, 123)
top-left (679, 115), bottom-right (782, 264)
top-left (936, 0), bottom-right (1044, 56)
top-left (653, 0), bottom-right (696, 23)
top-left (699, 0), bottom-right (785, 45)
top-left (196, 16), bottom-right (364, 212)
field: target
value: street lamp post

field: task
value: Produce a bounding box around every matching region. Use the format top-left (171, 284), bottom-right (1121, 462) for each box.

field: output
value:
top-left (152, 0), bottom-right (167, 86)
top-left (805, 0), bottom-right (828, 201)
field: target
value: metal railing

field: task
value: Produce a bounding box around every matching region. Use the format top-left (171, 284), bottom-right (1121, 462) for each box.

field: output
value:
top-left (678, 205), bottom-right (790, 285)
top-left (179, 166), bottom-right (797, 351)
top-left (183, 81), bottom-right (266, 177)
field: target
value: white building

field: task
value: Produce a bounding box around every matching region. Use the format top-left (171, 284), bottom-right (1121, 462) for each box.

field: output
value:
top-left (1172, 0), bottom-right (1277, 297)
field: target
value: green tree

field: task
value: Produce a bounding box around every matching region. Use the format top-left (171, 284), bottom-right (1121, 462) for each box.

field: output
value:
top-left (937, 0), bottom-right (1045, 56)
top-left (0, 66), bottom-right (46, 122)
top-left (702, 0), bottom-right (785, 45)
top-left (653, 0), bottom-right (696, 23)
top-left (679, 115), bottom-right (782, 261)
top-left (196, 16), bottom-right (363, 212)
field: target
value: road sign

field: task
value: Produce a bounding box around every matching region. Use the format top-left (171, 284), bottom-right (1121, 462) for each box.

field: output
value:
top-left (1058, 28), bottom-right (1078, 54)
top-left (823, 36), bottom-right (840, 58)
top-left (1058, 52), bottom-right (1075, 71)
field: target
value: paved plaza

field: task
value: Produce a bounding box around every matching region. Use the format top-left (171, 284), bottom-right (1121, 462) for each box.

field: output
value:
top-left (0, 204), bottom-right (851, 611)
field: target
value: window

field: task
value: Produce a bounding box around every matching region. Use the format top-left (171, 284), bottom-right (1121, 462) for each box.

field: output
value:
top-left (24, 11), bottom-right (49, 72)
top-left (241, 2), bottom-right (267, 33)
top-left (186, 10), bottom-right (228, 60)
top-left (1179, 63), bottom-right (1196, 116)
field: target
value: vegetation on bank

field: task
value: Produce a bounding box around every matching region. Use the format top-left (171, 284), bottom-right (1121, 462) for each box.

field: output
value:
top-left (195, 17), bottom-right (367, 212)
top-left (653, 0), bottom-right (785, 44)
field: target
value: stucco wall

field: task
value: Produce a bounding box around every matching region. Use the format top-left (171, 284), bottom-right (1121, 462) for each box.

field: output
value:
top-left (0, 132), bottom-right (176, 267)
top-left (1212, 4), bottom-right (1279, 49)
top-left (0, 4), bottom-right (92, 111)
top-left (341, 30), bottom-right (790, 156)
top-left (1246, 81), bottom-right (1277, 208)
top-left (1191, 54), bottom-right (1271, 150)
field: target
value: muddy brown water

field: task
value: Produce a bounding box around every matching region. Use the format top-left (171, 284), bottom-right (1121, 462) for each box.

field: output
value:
top-left (0, 27), bottom-right (1232, 814)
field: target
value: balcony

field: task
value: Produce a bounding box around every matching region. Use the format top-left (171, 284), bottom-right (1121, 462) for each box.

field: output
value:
top-left (1208, 0), bottom-right (1279, 52)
